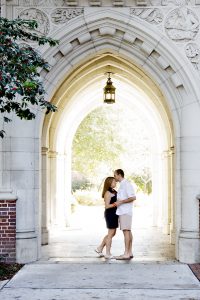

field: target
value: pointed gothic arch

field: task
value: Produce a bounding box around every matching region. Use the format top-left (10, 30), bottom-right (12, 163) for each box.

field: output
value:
top-left (1, 10), bottom-right (199, 263)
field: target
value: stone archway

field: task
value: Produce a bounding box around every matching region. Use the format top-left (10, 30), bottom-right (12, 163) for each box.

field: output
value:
top-left (41, 52), bottom-right (174, 246)
top-left (38, 11), bottom-right (200, 263)
top-left (1, 8), bottom-right (200, 264)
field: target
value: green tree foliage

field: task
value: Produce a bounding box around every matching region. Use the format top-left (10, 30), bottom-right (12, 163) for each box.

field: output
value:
top-left (72, 105), bottom-right (152, 194)
top-left (129, 168), bottom-right (152, 195)
top-left (0, 17), bottom-right (58, 138)
top-left (72, 107), bottom-right (123, 182)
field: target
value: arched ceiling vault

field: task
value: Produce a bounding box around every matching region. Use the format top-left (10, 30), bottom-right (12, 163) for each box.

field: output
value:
top-left (41, 10), bottom-right (200, 150)
top-left (42, 54), bottom-right (173, 153)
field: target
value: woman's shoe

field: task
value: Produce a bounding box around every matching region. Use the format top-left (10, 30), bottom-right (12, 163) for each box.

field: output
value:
top-left (95, 248), bottom-right (104, 257)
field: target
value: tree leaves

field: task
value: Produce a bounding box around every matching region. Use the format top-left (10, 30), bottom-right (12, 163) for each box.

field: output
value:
top-left (0, 17), bottom-right (59, 138)
top-left (72, 105), bottom-right (152, 192)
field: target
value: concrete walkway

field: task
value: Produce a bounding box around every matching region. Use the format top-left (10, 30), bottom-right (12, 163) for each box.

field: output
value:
top-left (1, 205), bottom-right (200, 299)
top-left (1, 261), bottom-right (200, 299)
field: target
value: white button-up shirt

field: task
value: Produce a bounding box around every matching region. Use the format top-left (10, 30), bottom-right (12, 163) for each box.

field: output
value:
top-left (116, 179), bottom-right (135, 216)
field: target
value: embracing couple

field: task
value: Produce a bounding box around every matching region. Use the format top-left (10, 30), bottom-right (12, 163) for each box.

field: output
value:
top-left (95, 169), bottom-right (136, 260)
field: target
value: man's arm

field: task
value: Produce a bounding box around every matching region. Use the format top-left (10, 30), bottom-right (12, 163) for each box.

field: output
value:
top-left (116, 196), bottom-right (136, 206)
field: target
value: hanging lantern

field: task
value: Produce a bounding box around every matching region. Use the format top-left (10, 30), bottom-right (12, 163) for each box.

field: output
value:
top-left (103, 72), bottom-right (116, 104)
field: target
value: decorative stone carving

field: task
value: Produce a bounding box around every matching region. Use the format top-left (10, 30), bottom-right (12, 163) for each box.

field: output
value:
top-left (130, 8), bottom-right (163, 24)
top-left (51, 8), bottom-right (84, 24)
top-left (165, 7), bottom-right (199, 42)
top-left (4, 0), bottom-right (198, 7)
top-left (185, 43), bottom-right (200, 70)
top-left (38, 0), bottom-right (64, 5)
top-left (18, 0), bottom-right (64, 5)
top-left (162, 0), bottom-right (191, 5)
top-left (19, 8), bottom-right (50, 35)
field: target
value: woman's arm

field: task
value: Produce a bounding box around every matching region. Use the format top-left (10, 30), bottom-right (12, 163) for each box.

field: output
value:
top-left (104, 191), bottom-right (117, 209)
top-left (116, 196), bottom-right (136, 206)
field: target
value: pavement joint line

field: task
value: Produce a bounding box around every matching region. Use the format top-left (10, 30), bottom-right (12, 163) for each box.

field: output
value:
top-left (4, 287), bottom-right (200, 291)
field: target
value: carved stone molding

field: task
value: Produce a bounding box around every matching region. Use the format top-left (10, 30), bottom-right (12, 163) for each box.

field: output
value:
top-left (163, 0), bottom-right (191, 5)
top-left (51, 7), bottom-right (84, 24)
top-left (19, 8), bottom-right (50, 35)
top-left (174, 0), bottom-right (191, 5)
top-left (18, 0), bottom-right (65, 6)
top-left (185, 42), bottom-right (200, 70)
top-left (6, 0), bottom-right (196, 6)
top-left (165, 7), bottom-right (199, 42)
top-left (130, 8), bottom-right (163, 25)
top-left (38, 0), bottom-right (64, 5)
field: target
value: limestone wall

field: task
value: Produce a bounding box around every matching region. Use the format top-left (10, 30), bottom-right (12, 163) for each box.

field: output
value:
top-left (0, 0), bottom-right (200, 263)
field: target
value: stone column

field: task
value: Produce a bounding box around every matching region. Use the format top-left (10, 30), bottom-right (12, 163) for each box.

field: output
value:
top-left (48, 151), bottom-right (68, 228)
top-left (161, 150), bottom-right (170, 235)
top-left (162, 147), bottom-right (175, 242)
top-left (178, 135), bottom-right (200, 263)
top-left (1, 0), bottom-right (7, 18)
top-left (197, 194), bottom-right (200, 237)
top-left (55, 152), bottom-right (68, 228)
top-left (3, 133), bottom-right (40, 263)
top-left (41, 147), bottom-right (49, 245)
top-left (151, 152), bottom-right (162, 228)
top-left (65, 148), bottom-right (72, 227)
top-left (169, 146), bottom-right (176, 245)
top-left (48, 150), bottom-right (57, 228)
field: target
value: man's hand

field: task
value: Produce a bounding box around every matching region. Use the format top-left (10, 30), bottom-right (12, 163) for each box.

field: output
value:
top-left (115, 197), bottom-right (136, 206)
top-left (115, 200), bottom-right (123, 207)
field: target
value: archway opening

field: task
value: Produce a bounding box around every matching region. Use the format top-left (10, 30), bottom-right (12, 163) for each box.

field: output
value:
top-left (41, 53), bottom-right (175, 261)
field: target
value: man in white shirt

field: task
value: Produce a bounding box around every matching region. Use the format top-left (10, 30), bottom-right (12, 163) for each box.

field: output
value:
top-left (114, 169), bottom-right (136, 260)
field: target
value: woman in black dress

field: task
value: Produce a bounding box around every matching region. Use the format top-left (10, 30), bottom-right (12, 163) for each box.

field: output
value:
top-left (95, 177), bottom-right (118, 259)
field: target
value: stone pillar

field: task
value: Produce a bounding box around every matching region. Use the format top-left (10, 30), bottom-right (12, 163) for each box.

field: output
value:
top-left (48, 150), bottom-right (58, 227)
top-left (46, 149), bottom-right (72, 230)
top-left (197, 194), bottom-right (200, 237)
top-left (178, 133), bottom-right (200, 263)
top-left (65, 148), bottom-right (72, 227)
top-left (55, 152), bottom-right (68, 228)
top-left (0, 190), bottom-right (17, 263)
top-left (41, 147), bottom-right (49, 245)
top-left (0, 0), bottom-right (7, 18)
top-left (151, 152), bottom-right (162, 227)
top-left (161, 150), bottom-right (170, 235)
top-left (166, 146), bottom-right (176, 245)
top-left (169, 146), bottom-right (176, 245)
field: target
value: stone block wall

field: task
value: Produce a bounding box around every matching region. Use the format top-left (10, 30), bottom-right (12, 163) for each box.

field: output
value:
top-left (0, 200), bottom-right (17, 263)
top-left (197, 195), bottom-right (200, 237)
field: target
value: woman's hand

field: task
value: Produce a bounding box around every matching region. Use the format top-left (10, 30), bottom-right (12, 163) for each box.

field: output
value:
top-left (115, 200), bottom-right (123, 207)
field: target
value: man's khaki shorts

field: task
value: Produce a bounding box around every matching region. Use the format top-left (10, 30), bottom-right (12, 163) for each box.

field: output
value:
top-left (119, 214), bottom-right (132, 230)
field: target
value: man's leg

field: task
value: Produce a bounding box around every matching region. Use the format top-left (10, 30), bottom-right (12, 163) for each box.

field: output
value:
top-left (129, 231), bottom-right (133, 257)
top-left (123, 230), bottom-right (131, 257)
top-left (115, 215), bottom-right (132, 259)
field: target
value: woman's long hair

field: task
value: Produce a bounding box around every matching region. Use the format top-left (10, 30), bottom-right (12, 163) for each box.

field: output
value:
top-left (102, 177), bottom-right (115, 198)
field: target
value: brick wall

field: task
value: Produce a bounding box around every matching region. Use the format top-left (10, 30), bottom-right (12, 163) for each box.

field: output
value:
top-left (0, 200), bottom-right (17, 263)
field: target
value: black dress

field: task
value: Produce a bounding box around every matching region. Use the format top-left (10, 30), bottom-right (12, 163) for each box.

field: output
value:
top-left (104, 188), bottom-right (119, 229)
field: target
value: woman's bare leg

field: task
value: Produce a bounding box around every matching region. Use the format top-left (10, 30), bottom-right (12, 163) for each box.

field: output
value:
top-left (97, 235), bottom-right (107, 252)
top-left (105, 229), bottom-right (116, 256)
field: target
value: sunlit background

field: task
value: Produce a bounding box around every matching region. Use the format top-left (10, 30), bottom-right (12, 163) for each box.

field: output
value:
top-left (71, 104), bottom-right (152, 209)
